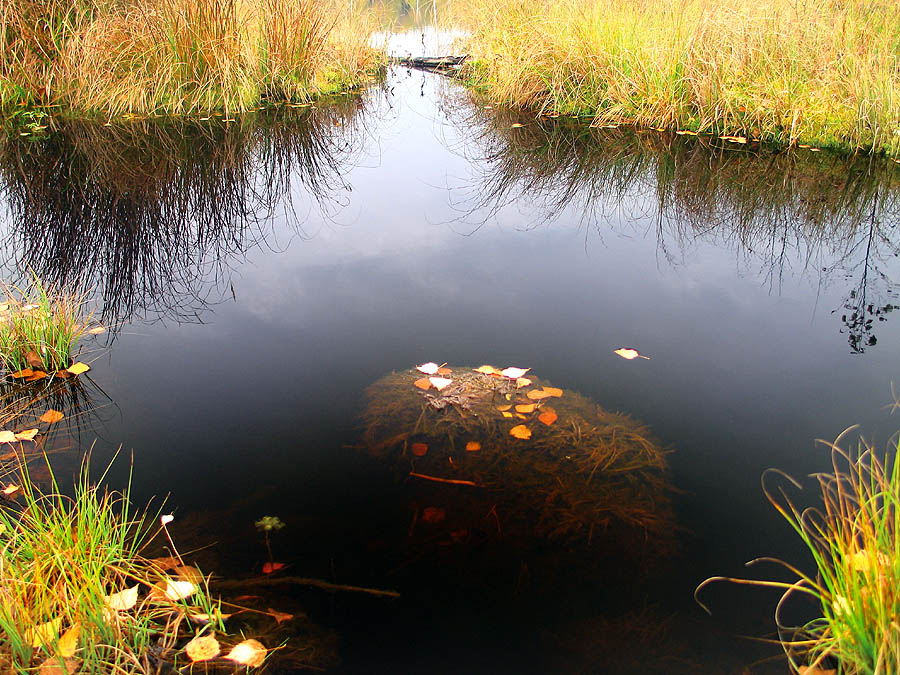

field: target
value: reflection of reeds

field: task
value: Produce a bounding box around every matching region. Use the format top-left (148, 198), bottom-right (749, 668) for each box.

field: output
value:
top-left (0, 98), bottom-right (375, 326)
top-left (363, 369), bottom-right (676, 552)
top-left (449, 102), bottom-right (900, 351)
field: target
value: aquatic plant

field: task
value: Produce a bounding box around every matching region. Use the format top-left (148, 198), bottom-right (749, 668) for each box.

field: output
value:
top-left (0, 276), bottom-right (91, 375)
top-left (697, 430), bottom-right (900, 674)
top-left (453, 0), bottom-right (900, 156)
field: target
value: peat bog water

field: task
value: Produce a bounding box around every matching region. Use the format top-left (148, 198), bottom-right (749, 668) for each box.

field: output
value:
top-left (2, 34), bottom-right (900, 674)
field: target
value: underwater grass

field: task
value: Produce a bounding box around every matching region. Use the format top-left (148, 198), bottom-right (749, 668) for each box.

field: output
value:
top-left (0, 455), bottom-right (226, 673)
top-left (0, 276), bottom-right (91, 374)
top-left (697, 430), bottom-right (900, 674)
top-left (452, 0), bottom-right (900, 157)
top-left (0, 0), bottom-right (384, 119)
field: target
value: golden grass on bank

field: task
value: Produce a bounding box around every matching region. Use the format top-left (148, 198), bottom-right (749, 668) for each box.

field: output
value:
top-left (0, 0), bottom-right (383, 118)
top-left (453, 0), bottom-right (900, 156)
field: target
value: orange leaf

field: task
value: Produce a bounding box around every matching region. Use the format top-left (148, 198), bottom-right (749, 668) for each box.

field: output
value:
top-left (10, 369), bottom-right (33, 379)
top-left (413, 378), bottom-right (432, 390)
top-left (26, 371), bottom-right (47, 382)
top-left (509, 425), bottom-right (532, 440)
top-left (501, 411), bottom-right (514, 418)
top-left (527, 389), bottom-right (552, 400)
top-left (67, 362), bottom-right (90, 376)
top-left (515, 404), bottom-right (535, 414)
top-left (543, 387), bottom-right (563, 397)
top-left (496, 405), bottom-right (512, 411)
top-left (436, 367), bottom-right (452, 376)
top-left (267, 608), bottom-right (294, 624)
top-left (185, 634), bottom-right (220, 662)
top-left (15, 429), bottom-right (38, 441)
top-left (54, 369), bottom-right (71, 379)
top-left (40, 410), bottom-right (64, 424)
top-left (465, 441), bottom-right (481, 452)
top-left (262, 562), bottom-right (286, 574)
top-left (538, 411), bottom-right (558, 426)
top-left (411, 442), bottom-right (428, 457)
top-left (473, 365), bottom-right (500, 375)
top-left (515, 377), bottom-right (532, 387)
top-left (0, 431), bottom-right (15, 443)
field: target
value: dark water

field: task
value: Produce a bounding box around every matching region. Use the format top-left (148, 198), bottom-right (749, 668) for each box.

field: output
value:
top-left (2, 65), bottom-right (900, 673)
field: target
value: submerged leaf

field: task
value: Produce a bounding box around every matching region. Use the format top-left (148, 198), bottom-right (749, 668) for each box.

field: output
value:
top-left (526, 389), bottom-right (552, 400)
top-left (421, 507), bottom-right (446, 524)
top-left (515, 404), bottom-right (535, 414)
top-left (496, 405), bottom-right (512, 412)
top-left (225, 639), bottom-right (266, 667)
top-left (26, 371), bottom-right (47, 382)
top-left (465, 441), bottom-right (481, 452)
top-left (509, 425), bottom-right (532, 440)
top-left (40, 410), bottom-right (64, 424)
top-left (87, 326), bottom-right (106, 335)
top-left (2, 484), bottom-right (21, 496)
top-left (543, 387), bottom-right (563, 397)
top-left (267, 608), bottom-right (294, 624)
top-left (186, 634), bottom-right (220, 662)
top-left (262, 562), bottom-right (286, 574)
top-left (411, 442), bottom-right (428, 457)
top-left (538, 410), bottom-right (558, 426)
top-left (436, 367), bottom-right (452, 376)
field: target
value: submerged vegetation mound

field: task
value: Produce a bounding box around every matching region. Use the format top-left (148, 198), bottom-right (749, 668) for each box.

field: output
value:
top-left (453, 0), bottom-right (900, 156)
top-left (363, 365), bottom-right (675, 552)
top-left (0, 0), bottom-right (383, 119)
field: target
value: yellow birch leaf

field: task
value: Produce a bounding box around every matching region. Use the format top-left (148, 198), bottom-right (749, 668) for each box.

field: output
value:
top-left (0, 430), bottom-right (16, 443)
top-left (186, 634), bottom-right (220, 662)
top-left (496, 405), bottom-right (512, 411)
top-left (225, 639), bottom-right (267, 667)
top-left (40, 410), bottom-right (64, 424)
top-left (515, 377), bottom-right (532, 387)
top-left (66, 362), bottom-right (90, 376)
top-left (515, 404), bottom-right (535, 414)
top-left (465, 441), bottom-right (481, 452)
top-left (57, 623), bottom-right (80, 658)
top-left (27, 617), bottom-right (62, 648)
top-left (510, 425), bottom-right (532, 440)
top-left (15, 429), bottom-right (38, 441)
top-left (501, 412), bottom-right (514, 418)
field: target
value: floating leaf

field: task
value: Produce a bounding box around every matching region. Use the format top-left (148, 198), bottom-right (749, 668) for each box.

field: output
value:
top-left (613, 348), bottom-right (649, 361)
top-left (27, 617), bottom-right (62, 648)
top-left (428, 377), bottom-right (453, 390)
top-left (87, 326), bottom-right (106, 335)
top-left (473, 365), bottom-right (500, 375)
top-left (267, 608), bottom-right (294, 624)
top-left (26, 371), bottom-right (47, 382)
top-left (225, 639), bottom-right (266, 667)
top-left (0, 430), bottom-right (16, 443)
top-left (40, 410), bottom-right (64, 424)
top-left (526, 389), bottom-right (552, 400)
top-left (2, 484), bottom-right (21, 496)
top-left (10, 369), bottom-right (33, 379)
top-left (163, 579), bottom-right (197, 601)
top-left (515, 404), bottom-right (535, 414)
top-left (186, 634), bottom-right (220, 662)
top-left (104, 585), bottom-right (139, 611)
top-left (544, 387), bottom-right (563, 397)
top-left (516, 377), bottom-right (532, 387)
top-left (413, 378), bottom-right (431, 390)
top-left (421, 507), bottom-right (446, 524)
top-left (465, 441), bottom-right (481, 452)
top-left (538, 410), bottom-right (558, 426)
top-left (66, 362), bottom-right (90, 376)
top-left (509, 425), bottom-right (532, 440)
top-left (57, 623), bottom-right (80, 658)
top-left (262, 562), bottom-right (286, 574)
top-left (415, 362), bottom-right (441, 375)
top-left (15, 429), bottom-right (38, 441)
top-left (496, 405), bottom-right (512, 411)
top-left (411, 442), bottom-right (428, 457)
top-left (501, 367), bottom-right (530, 379)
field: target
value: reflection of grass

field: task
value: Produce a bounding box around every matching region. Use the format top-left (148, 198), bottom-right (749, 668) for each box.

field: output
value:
top-left (697, 432), bottom-right (900, 674)
top-left (0, 0), bottom-right (383, 119)
top-left (0, 457), bottom-right (224, 672)
top-left (453, 0), bottom-right (900, 156)
top-left (0, 277), bottom-right (90, 374)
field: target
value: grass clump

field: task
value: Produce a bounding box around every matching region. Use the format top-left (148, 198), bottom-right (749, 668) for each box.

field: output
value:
top-left (0, 0), bottom-right (384, 119)
top-left (0, 456), bottom-right (234, 673)
top-left (0, 277), bottom-right (90, 374)
top-left (453, 0), bottom-right (900, 156)
top-left (697, 431), bottom-right (900, 673)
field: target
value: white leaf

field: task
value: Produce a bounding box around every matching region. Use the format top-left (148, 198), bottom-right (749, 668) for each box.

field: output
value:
top-left (428, 377), bottom-right (453, 390)
top-left (500, 367), bottom-right (530, 379)
top-left (416, 362), bottom-right (440, 375)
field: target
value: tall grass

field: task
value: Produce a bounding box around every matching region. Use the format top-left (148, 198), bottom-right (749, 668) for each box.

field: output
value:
top-left (0, 0), bottom-right (383, 118)
top-left (697, 431), bottom-right (900, 673)
top-left (454, 0), bottom-right (900, 156)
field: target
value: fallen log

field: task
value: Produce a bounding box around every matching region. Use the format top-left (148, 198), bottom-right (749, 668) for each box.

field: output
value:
top-left (393, 55), bottom-right (468, 74)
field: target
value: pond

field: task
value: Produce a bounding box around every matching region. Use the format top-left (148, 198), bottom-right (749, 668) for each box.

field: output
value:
top-left (1, 40), bottom-right (899, 674)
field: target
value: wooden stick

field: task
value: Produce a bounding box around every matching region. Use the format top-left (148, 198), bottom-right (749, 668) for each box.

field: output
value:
top-left (409, 471), bottom-right (480, 487)
top-left (215, 576), bottom-right (400, 599)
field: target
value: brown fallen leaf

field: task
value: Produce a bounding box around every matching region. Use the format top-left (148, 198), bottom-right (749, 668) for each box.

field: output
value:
top-left (413, 378), bottom-right (432, 390)
top-left (411, 443), bottom-right (428, 457)
top-left (465, 441), bottom-right (481, 452)
top-left (149, 556), bottom-right (182, 571)
top-left (25, 351), bottom-right (43, 369)
top-left (57, 623), bottom-right (79, 658)
top-left (15, 428), bottom-right (38, 441)
top-left (26, 371), bottom-right (47, 382)
top-left (225, 639), bottom-right (266, 667)
top-left (0, 430), bottom-right (16, 443)
top-left (10, 369), bottom-right (33, 379)
top-left (515, 404), bottom-right (535, 414)
top-left (186, 634), bottom-right (220, 662)
top-left (527, 389), bottom-right (553, 400)
top-left (37, 657), bottom-right (79, 675)
top-left (66, 362), bottom-right (90, 376)
top-left (421, 507), bottom-right (446, 524)
top-left (538, 410), bottom-right (558, 426)
top-left (510, 425), bottom-right (532, 440)
top-left (266, 608), bottom-right (294, 624)
top-left (40, 410), bottom-right (64, 424)
top-left (54, 370), bottom-right (71, 379)
top-left (173, 566), bottom-right (203, 583)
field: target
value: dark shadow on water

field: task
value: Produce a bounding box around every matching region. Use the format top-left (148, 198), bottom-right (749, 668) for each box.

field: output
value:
top-left (0, 96), bottom-right (380, 328)
top-left (447, 99), bottom-right (900, 354)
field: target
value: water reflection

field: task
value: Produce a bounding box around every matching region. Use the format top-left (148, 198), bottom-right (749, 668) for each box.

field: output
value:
top-left (0, 97), bottom-right (377, 327)
top-left (448, 102), bottom-right (900, 353)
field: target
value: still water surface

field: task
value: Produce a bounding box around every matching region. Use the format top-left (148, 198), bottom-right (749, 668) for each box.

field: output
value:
top-left (1, 59), bottom-right (900, 673)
